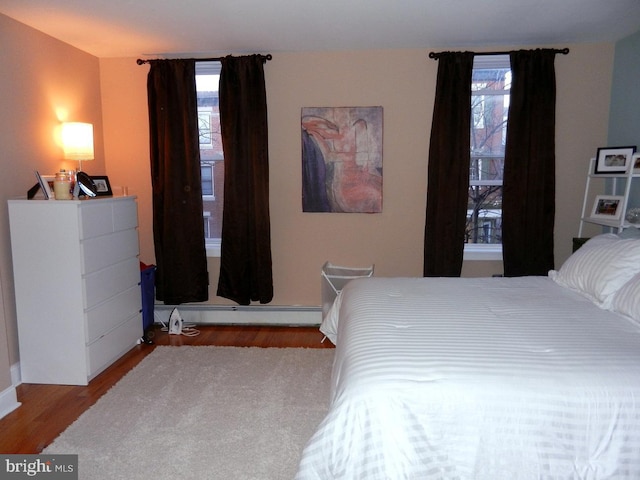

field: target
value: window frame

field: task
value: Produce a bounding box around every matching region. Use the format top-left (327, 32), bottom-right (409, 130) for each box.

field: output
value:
top-left (464, 54), bottom-right (510, 262)
top-left (201, 162), bottom-right (215, 200)
top-left (196, 61), bottom-right (223, 257)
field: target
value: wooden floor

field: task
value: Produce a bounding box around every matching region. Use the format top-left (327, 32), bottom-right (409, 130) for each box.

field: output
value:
top-left (0, 324), bottom-right (333, 454)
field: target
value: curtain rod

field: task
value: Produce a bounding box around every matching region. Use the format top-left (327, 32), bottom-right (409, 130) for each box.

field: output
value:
top-left (428, 48), bottom-right (569, 60)
top-left (136, 54), bottom-right (272, 65)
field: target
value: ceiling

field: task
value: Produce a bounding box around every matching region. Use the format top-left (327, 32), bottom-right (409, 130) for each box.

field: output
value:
top-left (1, 0), bottom-right (639, 58)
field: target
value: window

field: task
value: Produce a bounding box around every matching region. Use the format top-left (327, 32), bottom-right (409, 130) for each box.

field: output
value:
top-left (196, 61), bottom-right (223, 256)
top-left (201, 163), bottom-right (215, 198)
top-left (466, 55), bottom-right (511, 260)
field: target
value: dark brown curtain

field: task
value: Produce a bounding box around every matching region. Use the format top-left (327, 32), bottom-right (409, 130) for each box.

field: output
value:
top-left (147, 59), bottom-right (209, 304)
top-left (216, 55), bottom-right (273, 305)
top-left (502, 49), bottom-right (557, 276)
top-left (424, 52), bottom-right (474, 277)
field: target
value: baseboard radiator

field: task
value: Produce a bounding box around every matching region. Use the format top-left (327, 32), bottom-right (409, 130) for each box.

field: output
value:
top-left (154, 304), bottom-right (322, 326)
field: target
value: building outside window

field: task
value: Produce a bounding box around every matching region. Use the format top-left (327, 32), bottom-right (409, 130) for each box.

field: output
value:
top-left (466, 55), bottom-right (511, 260)
top-left (196, 62), bottom-right (223, 256)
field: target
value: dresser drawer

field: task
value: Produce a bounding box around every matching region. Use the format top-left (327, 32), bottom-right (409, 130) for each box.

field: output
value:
top-left (79, 198), bottom-right (138, 239)
top-left (87, 313), bottom-right (142, 379)
top-left (81, 228), bottom-right (139, 274)
top-left (113, 199), bottom-right (138, 231)
top-left (86, 285), bottom-right (142, 343)
top-left (84, 257), bottom-right (140, 309)
top-left (79, 202), bottom-right (114, 239)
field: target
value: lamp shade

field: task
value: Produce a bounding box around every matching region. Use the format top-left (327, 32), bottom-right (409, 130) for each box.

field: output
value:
top-left (62, 122), bottom-right (94, 161)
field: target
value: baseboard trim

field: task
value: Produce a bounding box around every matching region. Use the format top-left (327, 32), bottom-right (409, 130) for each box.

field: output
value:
top-left (11, 362), bottom-right (21, 387)
top-left (154, 305), bottom-right (322, 326)
top-left (0, 384), bottom-right (21, 420)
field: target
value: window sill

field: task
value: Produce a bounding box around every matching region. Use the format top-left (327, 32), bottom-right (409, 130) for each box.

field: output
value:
top-left (205, 241), bottom-right (221, 257)
top-left (464, 244), bottom-right (502, 261)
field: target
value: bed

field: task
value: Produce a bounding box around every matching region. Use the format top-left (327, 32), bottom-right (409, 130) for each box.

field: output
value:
top-left (296, 234), bottom-right (640, 479)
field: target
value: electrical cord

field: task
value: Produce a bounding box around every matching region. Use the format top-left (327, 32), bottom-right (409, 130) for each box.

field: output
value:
top-left (159, 309), bottom-right (201, 337)
top-left (158, 320), bottom-right (201, 337)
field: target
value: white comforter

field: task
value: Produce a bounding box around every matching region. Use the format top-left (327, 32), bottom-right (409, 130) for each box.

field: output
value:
top-left (296, 276), bottom-right (640, 479)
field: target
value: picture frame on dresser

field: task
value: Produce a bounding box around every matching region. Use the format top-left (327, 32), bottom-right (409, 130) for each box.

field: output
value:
top-left (41, 175), bottom-right (56, 194)
top-left (92, 175), bottom-right (113, 196)
top-left (34, 170), bottom-right (53, 199)
top-left (633, 154), bottom-right (640, 174)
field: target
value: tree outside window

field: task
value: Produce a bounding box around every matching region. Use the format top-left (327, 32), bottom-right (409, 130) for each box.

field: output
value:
top-left (196, 62), bottom-right (223, 254)
top-left (467, 56), bottom-right (511, 246)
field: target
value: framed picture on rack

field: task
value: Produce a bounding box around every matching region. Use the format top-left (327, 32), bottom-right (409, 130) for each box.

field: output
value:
top-left (594, 146), bottom-right (636, 174)
top-left (590, 195), bottom-right (624, 220)
top-left (632, 154), bottom-right (640, 174)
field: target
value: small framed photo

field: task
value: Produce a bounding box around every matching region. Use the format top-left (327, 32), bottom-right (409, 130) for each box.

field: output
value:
top-left (41, 175), bottom-right (56, 192)
top-left (34, 171), bottom-right (53, 200)
top-left (594, 146), bottom-right (636, 174)
top-left (632, 154), bottom-right (640, 174)
top-left (92, 176), bottom-right (113, 196)
top-left (590, 195), bottom-right (625, 220)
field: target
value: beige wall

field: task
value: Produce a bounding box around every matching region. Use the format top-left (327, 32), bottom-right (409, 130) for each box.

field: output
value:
top-left (99, 58), bottom-right (154, 262)
top-left (100, 43), bottom-right (614, 307)
top-left (0, 14), bottom-right (105, 372)
top-left (0, 12), bottom-right (616, 387)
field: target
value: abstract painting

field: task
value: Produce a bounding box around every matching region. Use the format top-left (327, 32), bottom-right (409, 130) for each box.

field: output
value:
top-left (302, 106), bottom-right (383, 213)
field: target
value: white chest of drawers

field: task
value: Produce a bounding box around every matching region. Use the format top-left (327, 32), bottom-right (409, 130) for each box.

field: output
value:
top-left (8, 196), bottom-right (143, 385)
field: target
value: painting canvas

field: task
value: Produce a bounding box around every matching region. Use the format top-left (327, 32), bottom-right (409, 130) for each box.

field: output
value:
top-left (302, 106), bottom-right (383, 213)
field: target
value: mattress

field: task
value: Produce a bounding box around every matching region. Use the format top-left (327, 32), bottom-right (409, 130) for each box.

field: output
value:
top-left (296, 276), bottom-right (640, 479)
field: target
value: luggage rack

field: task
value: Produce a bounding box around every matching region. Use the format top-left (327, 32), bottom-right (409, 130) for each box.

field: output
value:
top-left (321, 262), bottom-right (374, 320)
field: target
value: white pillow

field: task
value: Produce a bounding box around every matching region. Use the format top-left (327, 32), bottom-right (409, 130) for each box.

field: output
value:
top-left (549, 236), bottom-right (640, 308)
top-left (611, 273), bottom-right (640, 322)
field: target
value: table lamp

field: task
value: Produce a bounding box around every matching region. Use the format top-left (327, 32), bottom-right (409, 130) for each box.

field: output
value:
top-left (62, 122), bottom-right (94, 171)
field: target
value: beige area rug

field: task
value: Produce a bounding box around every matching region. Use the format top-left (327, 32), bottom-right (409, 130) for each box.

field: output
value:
top-left (44, 346), bottom-right (334, 479)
